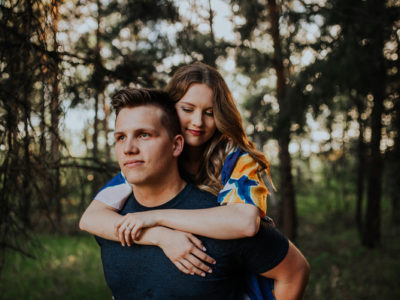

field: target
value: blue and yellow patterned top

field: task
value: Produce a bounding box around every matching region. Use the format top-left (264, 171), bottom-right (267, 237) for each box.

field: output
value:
top-left (218, 147), bottom-right (268, 217)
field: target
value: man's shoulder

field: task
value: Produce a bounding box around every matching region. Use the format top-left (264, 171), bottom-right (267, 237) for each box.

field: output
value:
top-left (183, 184), bottom-right (219, 209)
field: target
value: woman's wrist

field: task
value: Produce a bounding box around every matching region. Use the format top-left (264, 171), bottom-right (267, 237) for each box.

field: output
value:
top-left (151, 227), bottom-right (173, 248)
top-left (135, 226), bottom-right (171, 247)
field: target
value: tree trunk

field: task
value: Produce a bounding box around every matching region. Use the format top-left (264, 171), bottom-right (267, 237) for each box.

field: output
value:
top-left (267, 0), bottom-right (297, 239)
top-left (207, 0), bottom-right (217, 67)
top-left (354, 97), bottom-right (366, 236)
top-left (362, 0), bottom-right (385, 248)
top-left (91, 0), bottom-right (104, 196)
top-left (50, 0), bottom-right (62, 229)
top-left (103, 95), bottom-right (111, 160)
top-left (389, 98), bottom-right (400, 226)
top-left (20, 0), bottom-right (33, 228)
top-left (278, 135), bottom-right (297, 239)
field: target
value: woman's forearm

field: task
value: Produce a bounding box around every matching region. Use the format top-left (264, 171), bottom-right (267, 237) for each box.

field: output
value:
top-left (79, 199), bottom-right (176, 247)
top-left (152, 203), bottom-right (261, 239)
top-left (79, 200), bottom-right (122, 241)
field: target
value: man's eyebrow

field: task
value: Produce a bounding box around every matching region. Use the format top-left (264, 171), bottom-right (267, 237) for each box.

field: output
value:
top-left (137, 128), bottom-right (160, 135)
top-left (114, 128), bottom-right (160, 135)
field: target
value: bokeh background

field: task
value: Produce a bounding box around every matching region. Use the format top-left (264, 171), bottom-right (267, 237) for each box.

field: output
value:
top-left (1, 0), bottom-right (399, 299)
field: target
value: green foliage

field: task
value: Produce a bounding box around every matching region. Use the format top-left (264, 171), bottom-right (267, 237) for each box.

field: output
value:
top-left (1, 234), bottom-right (111, 299)
top-left (298, 201), bottom-right (400, 299)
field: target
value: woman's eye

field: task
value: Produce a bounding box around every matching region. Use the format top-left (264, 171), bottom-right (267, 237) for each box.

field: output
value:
top-left (205, 110), bottom-right (213, 117)
top-left (116, 135), bottom-right (125, 142)
top-left (182, 107), bottom-right (193, 112)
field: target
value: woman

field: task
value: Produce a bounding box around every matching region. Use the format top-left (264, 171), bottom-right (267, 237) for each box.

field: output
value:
top-left (80, 62), bottom-right (297, 299)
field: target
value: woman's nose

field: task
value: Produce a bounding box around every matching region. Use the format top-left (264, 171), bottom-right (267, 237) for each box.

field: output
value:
top-left (191, 111), bottom-right (203, 127)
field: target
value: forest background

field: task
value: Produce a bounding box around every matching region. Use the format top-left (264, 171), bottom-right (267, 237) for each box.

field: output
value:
top-left (0, 0), bottom-right (399, 299)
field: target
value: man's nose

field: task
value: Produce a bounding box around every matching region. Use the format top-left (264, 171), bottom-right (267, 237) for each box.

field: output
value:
top-left (123, 137), bottom-right (139, 154)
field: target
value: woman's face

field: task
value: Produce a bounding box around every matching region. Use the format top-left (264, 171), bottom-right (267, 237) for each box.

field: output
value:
top-left (175, 83), bottom-right (217, 148)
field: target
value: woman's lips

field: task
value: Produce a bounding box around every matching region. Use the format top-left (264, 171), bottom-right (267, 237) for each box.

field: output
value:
top-left (187, 129), bottom-right (203, 136)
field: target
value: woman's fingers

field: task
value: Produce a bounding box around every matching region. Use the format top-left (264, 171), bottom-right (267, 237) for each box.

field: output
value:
top-left (179, 257), bottom-right (206, 277)
top-left (118, 224), bottom-right (126, 246)
top-left (191, 247), bottom-right (216, 265)
top-left (174, 261), bottom-right (191, 275)
top-left (116, 221), bottom-right (133, 246)
top-left (186, 234), bottom-right (216, 264)
top-left (187, 234), bottom-right (205, 251)
top-left (185, 254), bottom-right (213, 275)
top-left (124, 224), bottom-right (133, 246)
top-left (130, 222), bottom-right (143, 240)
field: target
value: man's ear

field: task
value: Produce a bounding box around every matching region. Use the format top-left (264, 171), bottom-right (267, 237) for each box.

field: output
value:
top-left (172, 134), bottom-right (184, 157)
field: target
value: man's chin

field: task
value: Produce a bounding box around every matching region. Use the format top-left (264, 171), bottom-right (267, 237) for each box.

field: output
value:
top-left (123, 173), bottom-right (142, 185)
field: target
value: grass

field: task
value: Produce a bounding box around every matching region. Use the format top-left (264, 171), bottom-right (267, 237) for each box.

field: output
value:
top-left (0, 234), bottom-right (112, 300)
top-left (297, 192), bottom-right (400, 299)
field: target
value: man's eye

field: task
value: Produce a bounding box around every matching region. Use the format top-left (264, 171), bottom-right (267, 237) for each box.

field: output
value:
top-left (139, 133), bottom-right (150, 138)
top-left (116, 136), bottom-right (125, 141)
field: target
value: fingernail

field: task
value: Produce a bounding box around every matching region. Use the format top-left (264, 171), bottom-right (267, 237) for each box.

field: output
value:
top-left (203, 246), bottom-right (207, 251)
top-left (213, 261), bottom-right (216, 264)
top-left (208, 269), bottom-right (212, 273)
top-left (191, 272), bottom-right (194, 275)
top-left (201, 273), bottom-right (206, 277)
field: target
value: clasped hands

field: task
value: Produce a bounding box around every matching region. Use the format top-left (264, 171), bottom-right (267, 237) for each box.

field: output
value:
top-left (114, 211), bottom-right (216, 277)
top-left (115, 211), bottom-right (158, 243)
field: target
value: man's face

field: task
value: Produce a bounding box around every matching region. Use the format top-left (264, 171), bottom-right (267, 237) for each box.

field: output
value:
top-left (114, 105), bottom-right (181, 186)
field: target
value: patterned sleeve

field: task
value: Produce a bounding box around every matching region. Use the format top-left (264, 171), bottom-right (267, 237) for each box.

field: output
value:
top-left (217, 149), bottom-right (268, 217)
top-left (94, 172), bottom-right (132, 210)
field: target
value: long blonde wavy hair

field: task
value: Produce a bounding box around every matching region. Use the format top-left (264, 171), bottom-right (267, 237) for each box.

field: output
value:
top-left (165, 62), bottom-right (270, 195)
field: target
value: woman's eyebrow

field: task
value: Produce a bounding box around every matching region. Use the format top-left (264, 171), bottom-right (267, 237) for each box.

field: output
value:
top-left (177, 101), bottom-right (195, 106)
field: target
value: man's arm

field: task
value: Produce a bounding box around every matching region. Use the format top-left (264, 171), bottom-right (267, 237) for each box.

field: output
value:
top-left (235, 221), bottom-right (309, 300)
top-left (260, 241), bottom-right (310, 300)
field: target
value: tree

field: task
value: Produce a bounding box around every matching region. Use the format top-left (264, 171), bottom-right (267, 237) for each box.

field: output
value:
top-left (0, 0), bottom-right (63, 267)
top-left (293, 0), bottom-right (400, 247)
top-left (231, 0), bottom-right (311, 239)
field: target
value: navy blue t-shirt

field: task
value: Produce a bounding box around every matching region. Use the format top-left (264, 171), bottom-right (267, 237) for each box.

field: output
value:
top-left (96, 184), bottom-right (288, 300)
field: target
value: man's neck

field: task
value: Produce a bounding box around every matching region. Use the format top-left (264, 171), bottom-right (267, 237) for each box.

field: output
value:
top-left (131, 173), bottom-right (187, 207)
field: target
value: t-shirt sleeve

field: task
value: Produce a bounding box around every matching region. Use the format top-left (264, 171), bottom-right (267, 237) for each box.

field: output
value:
top-left (94, 172), bottom-right (132, 210)
top-left (234, 219), bottom-right (289, 274)
top-left (217, 152), bottom-right (268, 216)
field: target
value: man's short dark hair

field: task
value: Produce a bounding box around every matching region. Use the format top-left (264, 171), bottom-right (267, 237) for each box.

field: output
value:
top-left (112, 88), bottom-right (181, 138)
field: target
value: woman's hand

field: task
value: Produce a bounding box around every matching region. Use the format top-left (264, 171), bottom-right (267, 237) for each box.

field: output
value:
top-left (158, 230), bottom-right (216, 277)
top-left (115, 211), bottom-right (159, 244)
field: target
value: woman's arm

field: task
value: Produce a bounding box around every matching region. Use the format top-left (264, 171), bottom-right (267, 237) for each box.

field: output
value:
top-left (79, 199), bottom-right (121, 241)
top-left (115, 203), bottom-right (261, 241)
top-left (115, 151), bottom-right (268, 242)
top-left (79, 200), bottom-right (215, 276)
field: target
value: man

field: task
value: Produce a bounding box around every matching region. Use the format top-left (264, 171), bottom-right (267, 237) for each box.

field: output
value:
top-left (80, 88), bottom-right (309, 299)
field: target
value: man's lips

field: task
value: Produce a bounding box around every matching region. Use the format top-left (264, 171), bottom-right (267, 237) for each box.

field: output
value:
top-left (124, 160), bottom-right (144, 167)
top-left (187, 129), bottom-right (203, 136)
